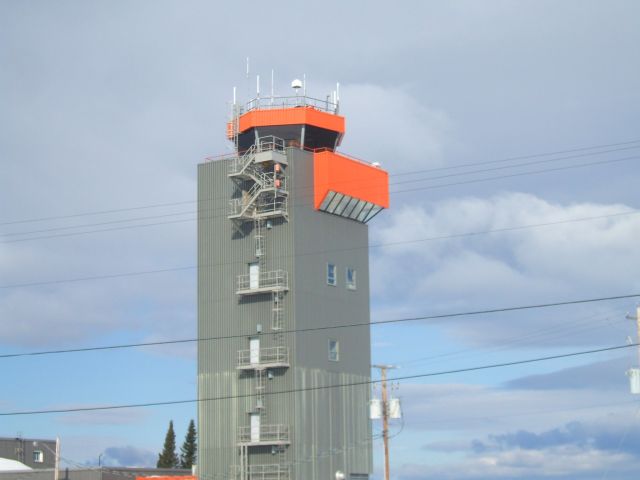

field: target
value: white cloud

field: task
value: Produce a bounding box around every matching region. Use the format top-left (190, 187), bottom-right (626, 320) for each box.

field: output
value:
top-left (395, 380), bottom-right (640, 479)
top-left (101, 445), bottom-right (156, 468)
top-left (397, 447), bottom-right (639, 480)
top-left (399, 382), bottom-right (633, 434)
top-left (370, 192), bottom-right (640, 346)
top-left (339, 84), bottom-right (452, 172)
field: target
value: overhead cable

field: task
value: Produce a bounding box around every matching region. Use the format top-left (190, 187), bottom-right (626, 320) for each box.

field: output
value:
top-left (1, 342), bottom-right (636, 416)
top-left (1, 293), bottom-right (638, 359)
top-left (1, 138), bottom-right (638, 228)
top-left (1, 208), bottom-right (637, 289)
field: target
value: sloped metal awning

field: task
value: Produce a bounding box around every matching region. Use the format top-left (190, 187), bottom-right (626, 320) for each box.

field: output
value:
top-left (318, 190), bottom-right (383, 223)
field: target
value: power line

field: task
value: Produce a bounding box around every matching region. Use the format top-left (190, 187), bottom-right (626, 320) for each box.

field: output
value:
top-left (389, 155), bottom-right (639, 194)
top-left (391, 145), bottom-right (640, 186)
top-left (1, 208), bottom-right (637, 289)
top-left (2, 138), bottom-right (638, 229)
top-left (391, 138), bottom-right (640, 176)
top-left (3, 144), bottom-right (637, 241)
top-left (1, 293), bottom-right (638, 359)
top-left (399, 308), bottom-right (627, 367)
top-left (36, 399), bottom-right (636, 480)
top-left (1, 210), bottom-right (197, 238)
top-left (4, 152), bottom-right (637, 245)
top-left (1, 342), bottom-right (635, 416)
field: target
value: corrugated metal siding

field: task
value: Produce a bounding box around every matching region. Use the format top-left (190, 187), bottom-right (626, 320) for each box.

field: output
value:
top-left (198, 148), bottom-right (371, 480)
top-left (290, 149), bottom-right (372, 478)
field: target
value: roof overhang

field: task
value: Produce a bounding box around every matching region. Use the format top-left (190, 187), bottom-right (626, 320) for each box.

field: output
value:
top-left (313, 151), bottom-right (389, 223)
top-left (230, 107), bottom-right (345, 137)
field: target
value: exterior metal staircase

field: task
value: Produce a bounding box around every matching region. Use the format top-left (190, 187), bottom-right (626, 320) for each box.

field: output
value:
top-left (231, 136), bottom-right (291, 480)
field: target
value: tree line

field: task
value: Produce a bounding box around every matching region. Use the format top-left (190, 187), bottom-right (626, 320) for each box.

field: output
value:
top-left (157, 419), bottom-right (197, 469)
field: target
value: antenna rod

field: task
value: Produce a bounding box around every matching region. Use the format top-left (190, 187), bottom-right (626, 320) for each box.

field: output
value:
top-left (245, 57), bottom-right (250, 105)
top-left (257, 74), bottom-right (260, 98)
top-left (303, 73), bottom-right (306, 96)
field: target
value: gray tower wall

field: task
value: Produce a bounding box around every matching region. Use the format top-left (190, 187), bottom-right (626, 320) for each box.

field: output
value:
top-left (198, 147), bottom-right (372, 480)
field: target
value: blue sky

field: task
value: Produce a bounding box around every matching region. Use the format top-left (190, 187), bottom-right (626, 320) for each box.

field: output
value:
top-left (1, 1), bottom-right (640, 478)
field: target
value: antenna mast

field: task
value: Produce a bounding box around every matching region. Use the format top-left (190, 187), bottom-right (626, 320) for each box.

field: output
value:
top-left (271, 69), bottom-right (275, 105)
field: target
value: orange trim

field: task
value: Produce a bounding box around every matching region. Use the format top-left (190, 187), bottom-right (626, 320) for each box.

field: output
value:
top-left (313, 151), bottom-right (389, 210)
top-left (238, 107), bottom-right (345, 134)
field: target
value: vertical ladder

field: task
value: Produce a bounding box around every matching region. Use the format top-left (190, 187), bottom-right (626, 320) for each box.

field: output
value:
top-left (238, 445), bottom-right (248, 480)
top-left (277, 448), bottom-right (287, 478)
top-left (271, 292), bottom-right (284, 332)
top-left (254, 219), bottom-right (265, 265)
top-left (254, 368), bottom-right (267, 411)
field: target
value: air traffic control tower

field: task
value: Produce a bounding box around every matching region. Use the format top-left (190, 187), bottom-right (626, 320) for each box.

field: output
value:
top-left (198, 80), bottom-right (389, 480)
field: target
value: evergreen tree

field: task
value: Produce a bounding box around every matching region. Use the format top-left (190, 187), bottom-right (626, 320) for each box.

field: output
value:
top-left (180, 419), bottom-right (197, 469)
top-left (157, 420), bottom-right (179, 468)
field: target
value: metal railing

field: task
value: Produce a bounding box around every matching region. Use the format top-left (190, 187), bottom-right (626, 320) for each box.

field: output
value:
top-left (229, 196), bottom-right (288, 219)
top-left (244, 95), bottom-right (338, 114)
top-left (237, 346), bottom-right (289, 368)
top-left (245, 465), bottom-right (290, 480)
top-left (228, 144), bottom-right (257, 175)
top-left (256, 135), bottom-right (286, 153)
top-left (228, 136), bottom-right (286, 175)
top-left (237, 269), bottom-right (288, 293)
top-left (237, 424), bottom-right (290, 444)
top-left (228, 198), bottom-right (251, 217)
top-left (256, 196), bottom-right (287, 213)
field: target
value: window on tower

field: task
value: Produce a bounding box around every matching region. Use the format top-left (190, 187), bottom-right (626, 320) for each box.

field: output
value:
top-left (327, 263), bottom-right (337, 286)
top-left (346, 267), bottom-right (357, 290)
top-left (328, 339), bottom-right (339, 361)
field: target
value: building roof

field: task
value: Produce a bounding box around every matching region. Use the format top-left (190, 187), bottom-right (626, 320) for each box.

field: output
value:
top-left (0, 458), bottom-right (32, 472)
top-left (0, 436), bottom-right (54, 443)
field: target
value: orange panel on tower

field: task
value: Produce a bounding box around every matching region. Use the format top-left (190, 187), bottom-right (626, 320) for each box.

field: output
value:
top-left (238, 107), bottom-right (345, 134)
top-left (313, 151), bottom-right (389, 222)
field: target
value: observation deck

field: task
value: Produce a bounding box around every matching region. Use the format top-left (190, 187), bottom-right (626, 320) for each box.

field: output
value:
top-left (237, 424), bottom-right (291, 447)
top-left (236, 269), bottom-right (289, 296)
top-left (228, 95), bottom-right (345, 152)
top-left (237, 346), bottom-right (290, 370)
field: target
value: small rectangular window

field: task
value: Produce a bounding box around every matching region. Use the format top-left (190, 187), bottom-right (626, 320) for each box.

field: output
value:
top-left (327, 263), bottom-right (336, 286)
top-left (328, 339), bottom-right (339, 361)
top-left (33, 450), bottom-right (43, 463)
top-left (346, 268), bottom-right (356, 290)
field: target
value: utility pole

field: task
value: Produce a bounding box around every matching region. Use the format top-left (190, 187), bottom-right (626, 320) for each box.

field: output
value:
top-left (628, 306), bottom-right (640, 365)
top-left (625, 306), bottom-right (640, 395)
top-left (54, 437), bottom-right (60, 480)
top-left (373, 365), bottom-right (396, 480)
top-left (635, 306), bottom-right (640, 366)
